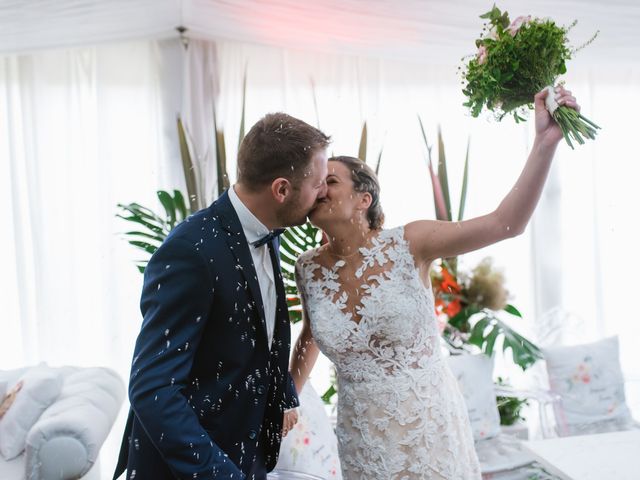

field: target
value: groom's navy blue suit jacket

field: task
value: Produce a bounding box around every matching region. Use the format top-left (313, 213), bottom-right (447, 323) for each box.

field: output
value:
top-left (114, 191), bottom-right (299, 480)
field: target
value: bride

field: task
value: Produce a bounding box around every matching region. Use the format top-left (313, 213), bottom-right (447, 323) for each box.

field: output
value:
top-left (288, 87), bottom-right (580, 479)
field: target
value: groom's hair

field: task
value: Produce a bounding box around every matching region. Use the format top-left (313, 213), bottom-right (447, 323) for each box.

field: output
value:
top-left (237, 112), bottom-right (331, 191)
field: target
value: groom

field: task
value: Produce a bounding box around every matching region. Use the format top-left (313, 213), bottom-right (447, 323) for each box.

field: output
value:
top-left (114, 113), bottom-right (331, 479)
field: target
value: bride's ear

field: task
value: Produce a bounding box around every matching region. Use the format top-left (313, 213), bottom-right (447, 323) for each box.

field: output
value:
top-left (358, 191), bottom-right (373, 210)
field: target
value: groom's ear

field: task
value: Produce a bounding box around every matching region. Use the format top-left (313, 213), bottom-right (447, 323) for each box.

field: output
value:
top-left (271, 177), bottom-right (292, 204)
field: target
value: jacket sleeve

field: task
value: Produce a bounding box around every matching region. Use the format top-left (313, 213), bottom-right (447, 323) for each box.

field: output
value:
top-left (283, 372), bottom-right (300, 411)
top-left (128, 237), bottom-right (244, 479)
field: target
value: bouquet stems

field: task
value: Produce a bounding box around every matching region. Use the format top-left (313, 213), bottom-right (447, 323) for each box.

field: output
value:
top-left (544, 85), bottom-right (601, 149)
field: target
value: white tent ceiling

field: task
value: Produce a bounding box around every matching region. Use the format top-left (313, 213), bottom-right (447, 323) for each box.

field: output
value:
top-left (2, 0), bottom-right (639, 65)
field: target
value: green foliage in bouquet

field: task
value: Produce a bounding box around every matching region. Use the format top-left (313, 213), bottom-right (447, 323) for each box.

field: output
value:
top-left (463, 6), bottom-right (570, 119)
top-left (461, 4), bottom-right (600, 148)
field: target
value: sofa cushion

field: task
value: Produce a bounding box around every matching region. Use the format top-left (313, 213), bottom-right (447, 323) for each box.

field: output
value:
top-left (0, 364), bottom-right (63, 460)
top-left (273, 383), bottom-right (342, 479)
top-left (447, 353), bottom-right (501, 441)
top-left (0, 381), bottom-right (23, 419)
top-left (543, 336), bottom-right (634, 436)
top-left (0, 450), bottom-right (25, 480)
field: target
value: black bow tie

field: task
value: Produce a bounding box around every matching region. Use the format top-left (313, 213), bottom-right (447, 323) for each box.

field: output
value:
top-left (252, 228), bottom-right (286, 248)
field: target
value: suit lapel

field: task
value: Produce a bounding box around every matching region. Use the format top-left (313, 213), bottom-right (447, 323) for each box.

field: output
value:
top-left (213, 191), bottom-right (269, 342)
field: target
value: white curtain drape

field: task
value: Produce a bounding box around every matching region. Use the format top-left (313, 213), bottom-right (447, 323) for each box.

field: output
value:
top-left (0, 39), bottom-right (184, 474)
top-left (181, 38), bottom-right (221, 207)
top-left (1, 34), bottom-right (638, 475)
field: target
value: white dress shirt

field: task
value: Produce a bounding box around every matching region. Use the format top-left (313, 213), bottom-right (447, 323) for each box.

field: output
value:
top-left (228, 186), bottom-right (277, 348)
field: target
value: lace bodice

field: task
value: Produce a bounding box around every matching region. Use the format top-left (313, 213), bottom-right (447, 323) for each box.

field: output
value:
top-left (296, 226), bottom-right (441, 381)
top-left (295, 226), bottom-right (481, 479)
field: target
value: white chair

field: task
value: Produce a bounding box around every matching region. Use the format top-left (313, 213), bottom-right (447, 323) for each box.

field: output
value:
top-left (0, 364), bottom-right (125, 480)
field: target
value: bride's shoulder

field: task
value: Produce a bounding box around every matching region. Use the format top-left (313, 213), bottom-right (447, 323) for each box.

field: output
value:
top-left (295, 246), bottom-right (324, 267)
top-left (377, 225), bottom-right (407, 243)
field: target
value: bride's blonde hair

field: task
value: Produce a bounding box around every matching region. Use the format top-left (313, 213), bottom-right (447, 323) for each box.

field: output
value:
top-left (329, 156), bottom-right (385, 230)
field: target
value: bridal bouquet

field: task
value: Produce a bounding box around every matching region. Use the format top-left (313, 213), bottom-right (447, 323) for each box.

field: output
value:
top-left (461, 5), bottom-right (600, 148)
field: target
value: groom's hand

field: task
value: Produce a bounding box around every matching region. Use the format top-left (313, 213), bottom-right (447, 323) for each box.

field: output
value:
top-left (282, 408), bottom-right (299, 437)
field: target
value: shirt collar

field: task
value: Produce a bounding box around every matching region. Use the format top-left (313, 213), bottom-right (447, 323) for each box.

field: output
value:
top-left (228, 185), bottom-right (270, 244)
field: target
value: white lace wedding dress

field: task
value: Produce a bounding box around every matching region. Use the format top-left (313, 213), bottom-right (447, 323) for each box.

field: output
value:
top-left (295, 226), bottom-right (481, 479)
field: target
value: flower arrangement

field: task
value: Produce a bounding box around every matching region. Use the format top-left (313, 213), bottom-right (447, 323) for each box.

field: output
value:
top-left (433, 257), bottom-right (509, 321)
top-left (461, 5), bottom-right (600, 149)
top-left (431, 258), bottom-right (541, 370)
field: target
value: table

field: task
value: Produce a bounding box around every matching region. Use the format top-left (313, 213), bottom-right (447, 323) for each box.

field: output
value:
top-left (523, 430), bottom-right (640, 480)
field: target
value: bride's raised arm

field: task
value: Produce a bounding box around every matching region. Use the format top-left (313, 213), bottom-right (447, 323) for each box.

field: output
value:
top-left (405, 86), bottom-right (579, 265)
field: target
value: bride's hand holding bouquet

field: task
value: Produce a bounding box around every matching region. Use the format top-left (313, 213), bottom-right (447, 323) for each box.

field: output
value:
top-left (534, 85), bottom-right (580, 149)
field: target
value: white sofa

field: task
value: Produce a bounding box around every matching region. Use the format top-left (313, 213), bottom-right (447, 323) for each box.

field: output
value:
top-left (0, 365), bottom-right (125, 480)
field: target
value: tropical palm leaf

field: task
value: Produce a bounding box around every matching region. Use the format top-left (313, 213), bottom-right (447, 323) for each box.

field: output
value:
top-left (279, 222), bottom-right (323, 324)
top-left (375, 146), bottom-right (384, 176)
top-left (310, 77), bottom-right (321, 128)
top-left (358, 121), bottom-right (367, 162)
top-left (212, 105), bottom-right (230, 198)
top-left (238, 63), bottom-right (247, 150)
top-left (468, 312), bottom-right (542, 370)
top-left (437, 126), bottom-right (453, 221)
top-left (117, 190), bottom-right (191, 273)
top-left (458, 137), bottom-right (471, 221)
top-left (418, 116), bottom-right (448, 221)
top-left (177, 117), bottom-right (202, 212)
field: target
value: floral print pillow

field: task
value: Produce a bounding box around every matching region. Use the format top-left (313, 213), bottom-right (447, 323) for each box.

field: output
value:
top-left (448, 353), bottom-right (502, 441)
top-left (274, 383), bottom-right (342, 479)
top-left (543, 336), bottom-right (634, 436)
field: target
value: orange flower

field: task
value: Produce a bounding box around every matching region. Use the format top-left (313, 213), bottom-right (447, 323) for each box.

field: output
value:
top-left (440, 267), bottom-right (462, 294)
top-left (445, 299), bottom-right (462, 317)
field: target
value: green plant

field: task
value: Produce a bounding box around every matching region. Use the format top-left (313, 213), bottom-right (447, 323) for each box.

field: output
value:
top-left (418, 118), bottom-right (469, 275)
top-left (496, 376), bottom-right (529, 425)
top-left (279, 223), bottom-right (324, 324)
top-left (118, 69), bottom-right (247, 270)
top-left (421, 122), bottom-right (542, 370)
top-left (117, 190), bottom-right (190, 273)
top-left (357, 120), bottom-right (384, 175)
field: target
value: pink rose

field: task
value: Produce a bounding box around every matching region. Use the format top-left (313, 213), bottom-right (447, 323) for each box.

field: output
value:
top-left (477, 45), bottom-right (488, 65)
top-left (506, 15), bottom-right (531, 36)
